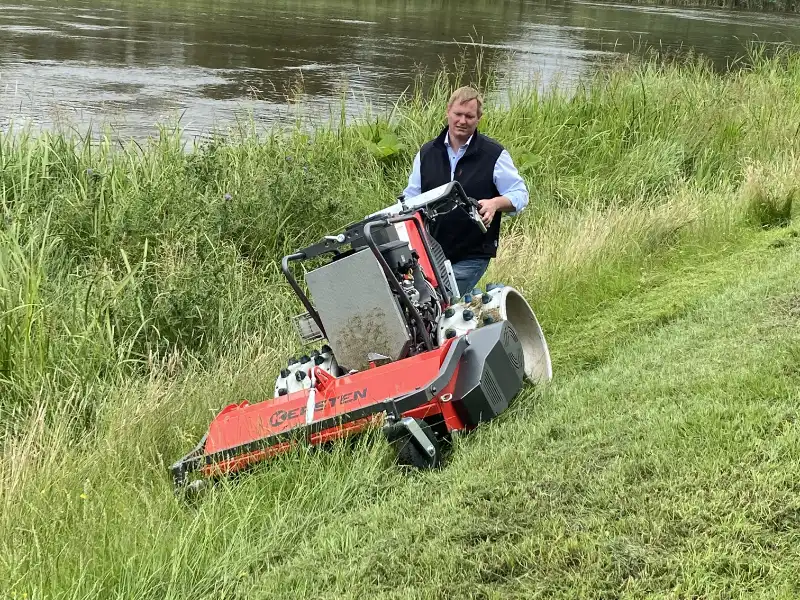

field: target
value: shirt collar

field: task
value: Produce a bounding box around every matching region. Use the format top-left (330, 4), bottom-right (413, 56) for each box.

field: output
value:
top-left (445, 131), bottom-right (473, 150)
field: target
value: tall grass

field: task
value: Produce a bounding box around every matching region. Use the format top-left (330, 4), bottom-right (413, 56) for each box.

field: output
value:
top-left (1, 46), bottom-right (799, 598)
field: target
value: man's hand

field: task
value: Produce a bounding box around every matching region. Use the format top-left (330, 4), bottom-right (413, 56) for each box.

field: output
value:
top-left (477, 198), bottom-right (497, 226)
top-left (477, 196), bottom-right (514, 226)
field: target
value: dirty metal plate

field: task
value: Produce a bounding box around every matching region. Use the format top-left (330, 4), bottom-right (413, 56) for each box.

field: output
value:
top-left (305, 250), bottom-right (410, 371)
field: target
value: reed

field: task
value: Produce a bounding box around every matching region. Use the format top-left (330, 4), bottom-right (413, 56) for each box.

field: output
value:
top-left (625, 0), bottom-right (799, 12)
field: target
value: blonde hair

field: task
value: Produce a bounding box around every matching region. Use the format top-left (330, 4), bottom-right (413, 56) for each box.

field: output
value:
top-left (448, 86), bottom-right (483, 117)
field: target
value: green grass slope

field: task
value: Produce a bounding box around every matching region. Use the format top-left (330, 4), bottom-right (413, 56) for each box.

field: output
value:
top-left (4, 212), bottom-right (799, 600)
top-left (240, 228), bottom-right (800, 599)
top-left (24, 226), bottom-right (800, 600)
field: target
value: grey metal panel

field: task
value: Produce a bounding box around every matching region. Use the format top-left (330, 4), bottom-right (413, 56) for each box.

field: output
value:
top-left (305, 250), bottom-right (410, 372)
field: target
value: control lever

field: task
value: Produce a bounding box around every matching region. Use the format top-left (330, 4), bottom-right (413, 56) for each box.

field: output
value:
top-left (465, 196), bottom-right (488, 234)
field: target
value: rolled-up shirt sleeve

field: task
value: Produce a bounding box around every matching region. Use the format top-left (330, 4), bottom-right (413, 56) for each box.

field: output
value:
top-left (493, 149), bottom-right (528, 215)
top-left (403, 152), bottom-right (422, 199)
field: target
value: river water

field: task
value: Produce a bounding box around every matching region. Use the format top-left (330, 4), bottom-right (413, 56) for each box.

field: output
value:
top-left (2, 0), bottom-right (800, 140)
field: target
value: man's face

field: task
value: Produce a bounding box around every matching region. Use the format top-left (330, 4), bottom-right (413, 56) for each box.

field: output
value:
top-left (446, 99), bottom-right (480, 141)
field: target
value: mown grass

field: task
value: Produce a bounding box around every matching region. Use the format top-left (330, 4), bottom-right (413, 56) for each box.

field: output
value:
top-left (1, 47), bottom-right (800, 598)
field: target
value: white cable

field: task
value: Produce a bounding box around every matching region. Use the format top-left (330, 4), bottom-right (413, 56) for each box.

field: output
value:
top-left (305, 368), bottom-right (316, 425)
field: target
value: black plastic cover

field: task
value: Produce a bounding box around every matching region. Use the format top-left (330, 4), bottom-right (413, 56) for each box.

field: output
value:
top-left (451, 320), bottom-right (525, 427)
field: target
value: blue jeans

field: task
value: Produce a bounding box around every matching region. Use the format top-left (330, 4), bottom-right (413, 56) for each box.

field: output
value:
top-left (451, 257), bottom-right (491, 297)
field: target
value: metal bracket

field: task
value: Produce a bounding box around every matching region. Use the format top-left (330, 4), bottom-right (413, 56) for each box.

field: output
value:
top-left (402, 416), bottom-right (436, 458)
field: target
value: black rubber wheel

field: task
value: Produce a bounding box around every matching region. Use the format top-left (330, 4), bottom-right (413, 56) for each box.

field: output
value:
top-left (394, 418), bottom-right (441, 470)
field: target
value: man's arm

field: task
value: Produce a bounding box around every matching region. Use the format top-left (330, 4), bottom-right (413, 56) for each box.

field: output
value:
top-left (478, 149), bottom-right (529, 225)
top-left (402, 152), bottom-right (422, 199)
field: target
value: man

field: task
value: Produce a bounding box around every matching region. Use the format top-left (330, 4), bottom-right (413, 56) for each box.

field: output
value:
top-left (402, 86), bottom-right (529, 296)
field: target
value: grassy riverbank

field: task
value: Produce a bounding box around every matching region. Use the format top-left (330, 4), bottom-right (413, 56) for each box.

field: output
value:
top-left (1, 49), bottom-right (799, 598)
top-left (625, 0), bottom-right (799, 13)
